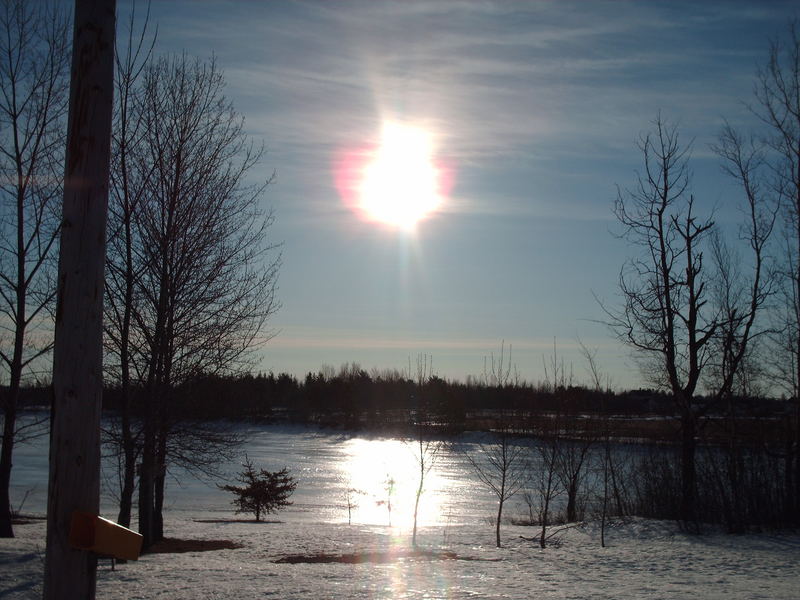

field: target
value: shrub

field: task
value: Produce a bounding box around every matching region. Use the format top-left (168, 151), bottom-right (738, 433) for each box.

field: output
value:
top-left (220, 456), bottom-right (297, 521)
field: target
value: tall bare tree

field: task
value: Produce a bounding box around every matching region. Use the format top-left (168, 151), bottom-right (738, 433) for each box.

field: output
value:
top-left (752, 21), bottom-right (800, 520)
top-left (128, 54), bottom-right (280, 548)
top-left (103, 0), bottom-right (155, 529)
top-left (603, 116), bottom-right (716, 527)
top-left (709, 124), bottom-right (776, 399)
top-left (604, 114), bottom-right (773, 528)
top-left (0, 0), bottom-right (68, 538)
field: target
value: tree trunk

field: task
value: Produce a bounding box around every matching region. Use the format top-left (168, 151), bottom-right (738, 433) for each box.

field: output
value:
top-left (795, 195), bottom-right (800, 522)
top-left (566, 478), bottom-right (578, 523)
top-left (495, 498), bottom-right (504, 548)
top-left (0, 99), bottom-right (32, 538)
top-left (116, 218), bottom-right (136, 528)
top-left (412, 485), bottom-right (422, 547)
top-left (495, 460), bottom-right (508, 549)
top-left (600, 450), bottom-right (608, 548)
top-left (43, 1), bottom-right (115, 596)
top-left (116, 415), bottom-right (136, 527)
top-left (610, 451), bottom-right (625, 517)
top-left (139, 299), bottom-right (167, 549)
top-left (116, 384), bottom-right (136, 527)
top-left (0, 390), bottom-right (18, 537)
top-left (0, 164), bottom-right (33, 539)
top-left (784, 434), bottom-right (794, 524)
top-left (725, 402), bottom-right (744, 533)
top-left (138, 399), bottom-right (155, 548)
top-left (795, 399), bottom-right (800, 522)
top-left (539, 493), bottom-right (549, 549)
top-left (679, 412), bottom-right (697, 529)
top-left (153, 425), bottom-right (167, 542)
top-left (412, 441), bottom-right (423, 547)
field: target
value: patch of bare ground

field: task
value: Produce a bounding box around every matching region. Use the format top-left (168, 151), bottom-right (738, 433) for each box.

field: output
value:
top-left (193, 519), bottom-right (281, 524)
top-left (274, 549), bottom-right (499, 564)
top-left (11, 514), bottom-right (45, 525)
top-left (147, 538), bottom-right (243, 554)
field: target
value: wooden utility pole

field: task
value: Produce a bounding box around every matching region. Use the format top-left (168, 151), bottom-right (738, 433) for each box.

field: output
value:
top-left (44, 1), bottom-right (115, 598)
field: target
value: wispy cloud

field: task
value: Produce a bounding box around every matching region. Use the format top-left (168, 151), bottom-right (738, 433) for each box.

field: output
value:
top-left (137, 2), bottom-right (789, 190)
top-left (270, 327), bottom-right (561, 352)
top-left (115, 0), bottom-right (798, 386)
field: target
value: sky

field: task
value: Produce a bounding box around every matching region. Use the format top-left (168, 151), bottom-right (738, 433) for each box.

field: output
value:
top-left (118, 0), bottom-right (798, 390)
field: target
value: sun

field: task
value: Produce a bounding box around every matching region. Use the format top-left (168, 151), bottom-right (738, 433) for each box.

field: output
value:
top-left (336, 122), bottom-right (449, 230)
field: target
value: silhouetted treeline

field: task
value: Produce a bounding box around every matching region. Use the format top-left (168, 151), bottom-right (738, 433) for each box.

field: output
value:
top-left (8, 367), bottom-right (788, 436)
top-left (90, 365), bottom-right (789, 436)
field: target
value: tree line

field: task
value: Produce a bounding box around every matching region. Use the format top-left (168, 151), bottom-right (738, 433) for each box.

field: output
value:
top-left (92, 367), bottom-right (783, 430)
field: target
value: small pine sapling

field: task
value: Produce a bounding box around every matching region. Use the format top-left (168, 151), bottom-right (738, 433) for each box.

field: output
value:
top-left (220, 456), bottom-right (297, 521)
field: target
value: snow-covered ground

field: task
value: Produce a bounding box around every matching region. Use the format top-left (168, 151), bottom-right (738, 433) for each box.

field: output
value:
top-left (3, 516), bottom-right (799, 599)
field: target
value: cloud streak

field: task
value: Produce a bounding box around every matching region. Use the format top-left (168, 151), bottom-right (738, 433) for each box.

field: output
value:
top-left (115, 0), bottom-right (798, 386)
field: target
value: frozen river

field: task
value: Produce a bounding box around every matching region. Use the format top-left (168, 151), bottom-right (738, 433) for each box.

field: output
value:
top-left (8, 416), bottom-right (800, 600)
top-left (10, 417), bottom-right (523, 529)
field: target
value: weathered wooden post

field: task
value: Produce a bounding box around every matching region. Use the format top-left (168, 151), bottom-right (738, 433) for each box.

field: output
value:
top-left (44, 1), bottom-right (116, 598)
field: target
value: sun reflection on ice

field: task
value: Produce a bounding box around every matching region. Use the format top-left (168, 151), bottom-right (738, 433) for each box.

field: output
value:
top-left (339, 437), bottom-right (449, 529)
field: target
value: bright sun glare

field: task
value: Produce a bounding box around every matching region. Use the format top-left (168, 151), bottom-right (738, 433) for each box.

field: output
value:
top-left (336, 121), bottom-right (450, 230)
top-left (342, 438), bottom-right (446, 527)
top-left (360, 123), bottom-right (441, 229)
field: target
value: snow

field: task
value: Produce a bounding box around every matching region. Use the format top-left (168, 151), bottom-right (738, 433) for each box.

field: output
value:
top-left (3, 517), bottom-right (799, 599)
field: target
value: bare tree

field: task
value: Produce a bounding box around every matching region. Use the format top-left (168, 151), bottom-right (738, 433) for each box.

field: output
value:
top-left (482, 340), bottom-right (514, 387)
top-left (410, 432), bottom-right (441, 547)
top-left (0, 0), bottom-right (68, 538)
top-left (751, 21), bottom-right (800, 521)
top-left (128, 54), bottom-right (281, 548)
top-left (555, 413), bottom-right (593, 524)
top-left (409, 353), bottom-right (442, 547)
top-left (709, 124), bottom-right (776, 399)
top-left (577, 336), bottom-right (612, 393)
top-left (344, 485), bottom-right (363, 525)
top-left (702, 123), bottom-right (777, 531)
top-left (603, 114), bottom-right (773, 528)
top-left (577, 338), bottom-right (624, 546)
top-left (102, 0), bottom-right (155, 529)
top-left (602, 116), bottom-right (716, 528)
top-left (529, 414), bottom-right (564, 548)
top-left (544, 339), bottom-right (592, 524)
top-left (465, 423), bottom-right (527, 548)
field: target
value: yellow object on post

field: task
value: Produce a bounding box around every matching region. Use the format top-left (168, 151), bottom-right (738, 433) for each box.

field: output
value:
top-left (68, 511), bottom-right (143, 561)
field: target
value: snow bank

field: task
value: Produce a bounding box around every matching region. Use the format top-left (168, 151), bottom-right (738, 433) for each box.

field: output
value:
top-left (2, 516), bottom-right (799, 599)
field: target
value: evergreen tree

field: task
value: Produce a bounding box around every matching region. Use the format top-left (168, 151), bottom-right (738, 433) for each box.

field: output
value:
top-left (220, 457), bottom-right (296, 522)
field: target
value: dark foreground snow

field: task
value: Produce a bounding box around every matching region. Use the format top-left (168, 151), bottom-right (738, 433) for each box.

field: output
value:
top-left (2, 517), bottom-right (799, 599)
